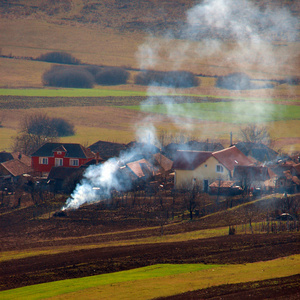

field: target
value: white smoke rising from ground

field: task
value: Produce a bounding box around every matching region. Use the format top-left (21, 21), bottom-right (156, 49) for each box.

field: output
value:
top-left (63, 0), bottom-right (298, 210)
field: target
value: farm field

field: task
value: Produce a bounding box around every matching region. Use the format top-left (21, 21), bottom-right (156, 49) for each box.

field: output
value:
top-left (1, 1), bottom-right (300, 299)
top-left (1, 94), bottom-right (299, 153)
top-left (0, 192), bottom-right (299, 298)
top-left (1, 257), bottom-right (299, 299)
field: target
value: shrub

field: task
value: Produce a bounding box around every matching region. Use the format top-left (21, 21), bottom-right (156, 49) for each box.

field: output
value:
top-left (25, 113), bottom-right (75, 137)
top-left (134, 70), bottom-right (199, 88)
top-left (84, 65), bottom-right (103, 76)
top-left (284, 76), bottom-right (300, 86)
top-left (37, 51), bottom-right (81, 64)
top-left (42, 65), bottom-right (94, 88)
top-left (50, 118), bottom-right (75, 137)
top-left (95, 67), bottom-right (129, 85)
top-left (216, 72), bottom-right (252, 90)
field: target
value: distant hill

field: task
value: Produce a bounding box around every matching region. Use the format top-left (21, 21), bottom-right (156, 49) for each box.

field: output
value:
top-left (1, 0), bottom-right (299, 35)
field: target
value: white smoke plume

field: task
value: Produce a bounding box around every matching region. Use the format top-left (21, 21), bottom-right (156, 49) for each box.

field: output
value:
top-left (63, 0), bottom-right (298, 210)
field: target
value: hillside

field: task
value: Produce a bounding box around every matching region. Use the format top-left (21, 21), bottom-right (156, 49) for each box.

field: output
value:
top-left (1, 0), bottom-right (299, 34)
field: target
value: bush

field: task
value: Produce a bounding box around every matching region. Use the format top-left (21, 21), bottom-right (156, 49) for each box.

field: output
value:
top-left (37, 51), bottom-right (81, 64)
top-left (50, 118), bottom-right (75, 137)
top-left (216, 72), bottom-right (252, 90)
top-left (135, 70), bottom-right (199, 88)
top-left (284, 76), bottom-right (300, 86)
top-left (25, 113), bottom-right (75, 137)
top-left (95, 67), bottom-right (129, 85)
top-left (84, 65), bottom-right (103, 76)
top-left (42, 65), bottom-right (94, 88)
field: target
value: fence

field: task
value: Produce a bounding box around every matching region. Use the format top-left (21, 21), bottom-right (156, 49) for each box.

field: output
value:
top-left (231, 220), bottom-right (300, 235)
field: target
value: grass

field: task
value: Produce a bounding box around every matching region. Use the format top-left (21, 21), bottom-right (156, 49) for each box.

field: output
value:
top-left (0, 88), bottom-right (147, 97)
top-left (125, 101), bottom-right (300, 123)
top-left (0, 127), bottom-right (17, 152)
top-left (1, 88), bottom-right (299, 104)
top-left (1, 255), bottom-right (299, 299)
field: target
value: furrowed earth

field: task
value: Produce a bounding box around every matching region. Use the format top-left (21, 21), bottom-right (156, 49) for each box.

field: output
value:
top-left (0, 196), bottom-right (299, 298)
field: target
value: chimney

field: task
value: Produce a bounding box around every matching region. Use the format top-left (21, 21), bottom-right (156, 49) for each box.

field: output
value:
top-left (230, 132), bottom-right (233, 147)
top-left (96, 152), bottom-right (100, 165)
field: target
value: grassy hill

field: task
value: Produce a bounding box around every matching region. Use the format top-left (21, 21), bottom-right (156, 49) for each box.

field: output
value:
top-left (0, 0), bottom-right (299, 153)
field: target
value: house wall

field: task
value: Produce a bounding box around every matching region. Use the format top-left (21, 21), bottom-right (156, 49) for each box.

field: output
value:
top-left (174, 156), bottom-right (231, 189)
top-left (31, 154), bottom-right (92, 173)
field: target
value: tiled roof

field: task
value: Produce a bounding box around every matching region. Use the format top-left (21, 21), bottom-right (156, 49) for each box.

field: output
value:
top-left (0, 159), bottom-right (33, 177)
top-left (31, 143), bottom-right (95, 159)
top-left (283, 170), bottom-right (300, 185)
top-left (213, 146), bottom-right (254, 172)
top-left (163, 141), bottom-right (224, 160)
top-left (88, 140), bottom-right (127, 161)
top-left (172, 151), bottom-right (212, 170)
top-left (153, 153), bottom-right (173, 172)
top-left (234, 142), bottom-right (278, 162)
top-left (11, 153), bottom-right (31, 167)
top-left (126, 159), bottom-right (160, 178)
top-left (293, 163), bottom-right (300, 175)
top-left (209, 180), bottom-right (235, 188)
top-left (233, 165), bottom-right (270, 181)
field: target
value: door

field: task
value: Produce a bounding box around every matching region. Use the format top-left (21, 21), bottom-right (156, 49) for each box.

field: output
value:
top-left (55, 158), bottom-right (63, 166)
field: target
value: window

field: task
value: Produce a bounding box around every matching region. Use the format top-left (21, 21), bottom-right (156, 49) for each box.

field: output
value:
top-left (216, 165), bottom-right (224, 173)
top-left (39, 157), bottom-right (48, 165)
top-left (70, 159), bottom-right (79, 166)
top-left (55, 158), bottom-right (63, 166)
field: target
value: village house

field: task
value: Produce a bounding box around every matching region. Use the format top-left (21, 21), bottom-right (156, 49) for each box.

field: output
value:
top-left (31, 143), bottom-right (95, 175)
top-left (0, 159), bottom-right (34, 183)
top-left (233, 165), bottom-right (275, 193)
top-left (162, 140), bottom-right (224, 160)
top-left (173, 146), bottom-right (254, 191)
top-left (234, 142), bottom-right (278, 163)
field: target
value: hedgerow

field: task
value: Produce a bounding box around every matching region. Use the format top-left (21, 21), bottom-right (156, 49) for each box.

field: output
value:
top-left (215, 72), bottom-right (253, 90)
top-left (95, 67), bottom-right (129, 85)
top-left (37, 51), bottom-right (81, 64)
top-left (134, 70), bottom-right (199, 88)
top-left (42, 65), bottom-right (94, 88)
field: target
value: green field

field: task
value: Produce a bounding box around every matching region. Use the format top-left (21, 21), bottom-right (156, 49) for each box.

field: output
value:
top-left (0, 88), bottom-right (147, 97)
top-left (1, 256), bottom-right (299, 300)
top-left (126, 101), bottom-right (300, 123)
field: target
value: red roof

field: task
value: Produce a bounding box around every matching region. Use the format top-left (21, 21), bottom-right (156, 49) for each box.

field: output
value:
top-left (0, 159), bottom-right (33, 177)
top-left (126, 159), bottom-right (160, 178)
top-left (172, 151), bottom-right (212, 170)
top-left (11, 153), bottom-right (31, 167)
top-left (153, 153), bottom-right (173, 172)
top-left (212, 146), bottom-right (254, 172)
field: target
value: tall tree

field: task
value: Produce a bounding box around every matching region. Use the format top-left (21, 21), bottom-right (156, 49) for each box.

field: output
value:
top-left (12, 113), bottom-right (58, 155)
top-left (239, 124), bottom-right (270, 145)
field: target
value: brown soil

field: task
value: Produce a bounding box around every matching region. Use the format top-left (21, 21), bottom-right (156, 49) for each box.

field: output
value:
top-left (0, 199), bottom-right (299, 295)
top-left (157, 274), bottom-right (300, 300)
top-left (0, 233), bottom-right (299, 292)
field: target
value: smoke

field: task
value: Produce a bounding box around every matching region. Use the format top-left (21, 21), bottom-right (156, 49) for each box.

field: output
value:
top-left (62, 149), bottom-right (136, 210)
top-left (63, 0), bottom-right (298, 210)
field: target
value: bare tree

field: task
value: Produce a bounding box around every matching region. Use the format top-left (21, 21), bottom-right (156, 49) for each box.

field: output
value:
top-left (12, 112), bottom-right (74, 155)
top-left (239, 124), bottom-right (270, 145)
top-left (182, 181), bottom-right (202, 220)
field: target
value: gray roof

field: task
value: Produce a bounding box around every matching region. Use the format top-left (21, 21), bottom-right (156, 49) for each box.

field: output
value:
top-left (31, 143), bottom-right (95, 159)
